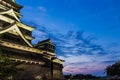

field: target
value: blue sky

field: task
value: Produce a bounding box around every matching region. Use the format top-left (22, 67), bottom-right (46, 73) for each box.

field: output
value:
top-left (16, 0), bottom-right (120, 76)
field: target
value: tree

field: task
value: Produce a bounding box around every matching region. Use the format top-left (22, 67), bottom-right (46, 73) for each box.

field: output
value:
top-left (106, 61), bottom-right (120, 76)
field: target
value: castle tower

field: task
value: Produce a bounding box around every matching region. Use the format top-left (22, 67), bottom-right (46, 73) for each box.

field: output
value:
top-left (0, 0), bottom-right (64, 80)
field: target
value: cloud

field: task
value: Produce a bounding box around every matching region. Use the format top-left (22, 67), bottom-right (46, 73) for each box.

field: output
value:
top-left (32, 30), bottom-right (49, 44)
top-left (61, 54), bottom-right (116, 76)
top-left (23, 21), bottom-right (120, 76)
top-left (38, 6), bottom-right (47, 12)
top-left (50, 31), bottom-right (120, 76)
top-left (63, 62), bottom-right (107, 75)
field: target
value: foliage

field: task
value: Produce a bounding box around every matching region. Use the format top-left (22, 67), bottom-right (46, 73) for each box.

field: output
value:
top-left (64, 74), bottom-right (100, 80)
top-left (106, 61), bottom-right (120, 76)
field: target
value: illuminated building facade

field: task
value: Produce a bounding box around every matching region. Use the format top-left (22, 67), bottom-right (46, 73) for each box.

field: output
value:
top-left (0, 0), bottom-right (64, 80)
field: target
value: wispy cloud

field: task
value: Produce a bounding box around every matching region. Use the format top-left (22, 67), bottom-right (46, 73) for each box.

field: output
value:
top-left (59, 53), bottom-right (116, 75)
top-left (24, 21), bottom-right (120, 76)
top-left (38, 6), bottom-right (47, 12)
top-left (48, 31), bottom-right (120, 76)
top-left (32, 30), bottom-right (49, 44)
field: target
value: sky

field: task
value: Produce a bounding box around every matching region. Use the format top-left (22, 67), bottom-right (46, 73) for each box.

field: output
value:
top-left (16, 0), bottom-right (120, 76)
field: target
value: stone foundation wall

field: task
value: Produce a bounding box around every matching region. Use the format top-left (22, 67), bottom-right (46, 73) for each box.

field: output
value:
top-left (12, 63), bottom-right (64, 80)
top-left (13, 63), bottom-right (52, 80)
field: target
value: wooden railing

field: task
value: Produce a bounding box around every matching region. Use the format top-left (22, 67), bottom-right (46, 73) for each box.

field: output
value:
top-left (9, 58), bottom-right (45, 65)
top-left (0, 41), bottom-right (55, 56)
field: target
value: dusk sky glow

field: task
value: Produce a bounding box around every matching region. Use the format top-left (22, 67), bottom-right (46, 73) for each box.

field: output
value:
top-left (16, 0), bottom-right (120, 76)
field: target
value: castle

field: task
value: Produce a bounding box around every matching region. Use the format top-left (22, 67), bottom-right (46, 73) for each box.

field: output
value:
top-left (0, 0), bottom-right (64, 80)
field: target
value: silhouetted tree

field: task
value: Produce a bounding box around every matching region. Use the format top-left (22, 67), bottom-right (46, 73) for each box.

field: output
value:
top-left (106, 61), bottom-right (120, 76)
top-left (64, 74), bottom-right (73, 80)
top-left (64, 74), bottom-right (100, 80)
